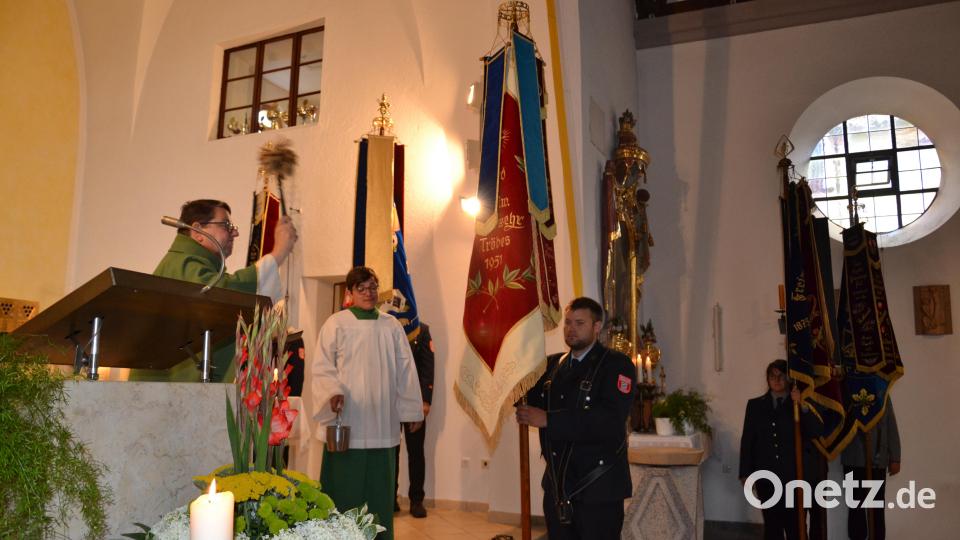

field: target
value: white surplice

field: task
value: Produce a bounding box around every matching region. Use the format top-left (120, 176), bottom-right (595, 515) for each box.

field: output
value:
top-left (311, 309), bottom-right (424, 448)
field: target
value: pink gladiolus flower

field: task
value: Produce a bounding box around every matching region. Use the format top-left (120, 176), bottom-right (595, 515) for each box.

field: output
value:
top-left (243, 386), bottom-right (262, 413)
top-left (268, 399), bottom-right (299, 445)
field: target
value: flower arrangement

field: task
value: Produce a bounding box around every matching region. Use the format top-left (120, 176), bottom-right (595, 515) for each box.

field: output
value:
top-left (124, 304), bottom-right (384, 539)
top-left (190, 466), bottom-right (352, 538)
top-left (138, 503), bottom-right (381, 540)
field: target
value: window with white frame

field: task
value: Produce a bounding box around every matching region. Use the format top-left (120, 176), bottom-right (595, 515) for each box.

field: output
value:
top-left (807, 114), bottom-right (941, 234)
top-left (217, 26), bottom-right (324, 139)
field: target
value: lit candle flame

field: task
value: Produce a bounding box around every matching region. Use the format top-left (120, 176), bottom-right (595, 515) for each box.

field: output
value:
top-left (273, 368), bottom-right (279, 383)
top-left (208, 477), bottom-right (217, 496)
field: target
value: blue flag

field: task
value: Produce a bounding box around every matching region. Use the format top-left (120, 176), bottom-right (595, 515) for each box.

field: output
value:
top-left (384, 225), bottom-right (420, 340)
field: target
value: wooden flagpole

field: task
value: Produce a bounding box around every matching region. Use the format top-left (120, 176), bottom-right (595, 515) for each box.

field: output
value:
top-left (793, 399), bottom-right (807, 539)
top-left (520, 418), bottom-right (532, 540)
top-left (865, 430), bottom-right (875, 540)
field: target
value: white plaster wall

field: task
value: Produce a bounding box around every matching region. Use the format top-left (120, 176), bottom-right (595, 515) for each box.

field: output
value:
top-left (68, 0), bottom-right (585, 519)
top-left (578, 0), bottom-right (639, 300)
top-left (635, 3), bottom-right (960, 537)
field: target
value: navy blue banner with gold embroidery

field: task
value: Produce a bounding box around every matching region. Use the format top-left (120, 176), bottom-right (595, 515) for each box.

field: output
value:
top-left (821, 222), bottom-right (904, 457)
top-left (782, 178), bottom-right (846, 459)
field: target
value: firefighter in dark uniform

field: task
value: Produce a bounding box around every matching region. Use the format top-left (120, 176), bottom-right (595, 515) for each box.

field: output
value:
top-left (395, 322), bottom-right (435, 518)
top-left (739, 359), bottom-right (822, 540)
top-left (517, 297), bottom-right (637, 540)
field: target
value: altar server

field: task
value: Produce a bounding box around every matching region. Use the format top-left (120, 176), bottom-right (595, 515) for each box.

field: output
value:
top-left (312, 266), bottom-right (424, 540)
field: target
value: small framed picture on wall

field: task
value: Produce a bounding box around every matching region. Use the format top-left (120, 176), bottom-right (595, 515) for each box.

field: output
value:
top-left (333, 281), bottom-right (348, 312)
top-left (913, 285), bottom-right (952, 335)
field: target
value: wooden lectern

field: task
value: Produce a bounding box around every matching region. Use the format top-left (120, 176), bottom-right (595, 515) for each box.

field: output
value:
top-left (13, 268), bottom-right (270, 381)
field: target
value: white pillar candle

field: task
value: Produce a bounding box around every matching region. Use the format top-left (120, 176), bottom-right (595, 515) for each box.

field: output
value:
top-left (190, 478), bottom-right (234, 540)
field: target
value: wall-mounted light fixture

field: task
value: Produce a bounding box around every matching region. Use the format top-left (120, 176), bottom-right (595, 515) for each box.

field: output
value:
top-left (466, 82), bottom-right (481, 111)
top-left (460, 196), bottom-right (481, 217)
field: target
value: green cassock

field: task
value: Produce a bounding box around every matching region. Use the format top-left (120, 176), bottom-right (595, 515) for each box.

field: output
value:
top-left (128, 234), bottom-right (259, 382)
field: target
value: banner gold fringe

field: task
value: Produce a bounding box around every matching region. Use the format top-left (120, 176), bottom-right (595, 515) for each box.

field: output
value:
top-left (454, 359), bottom-right (547, 451)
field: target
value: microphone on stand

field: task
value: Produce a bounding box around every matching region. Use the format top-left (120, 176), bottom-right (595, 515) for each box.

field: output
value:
top-left (160, 216), bottom-right (226, 293)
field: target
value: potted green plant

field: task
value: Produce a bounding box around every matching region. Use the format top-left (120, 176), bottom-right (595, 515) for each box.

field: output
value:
top-left (651, 396), bottom-right (677, 435)
top-left (652, 389), bottom-right (712, 436)
top-left (0, 334), bottom-right (112, 539)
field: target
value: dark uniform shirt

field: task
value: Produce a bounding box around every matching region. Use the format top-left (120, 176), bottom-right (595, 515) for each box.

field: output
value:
top-left (739, 391), bottom-right (821, 482)
top-left (525, 342), bottom-right (637, 503)
top-left (409, 324), bottom-right (435, 404)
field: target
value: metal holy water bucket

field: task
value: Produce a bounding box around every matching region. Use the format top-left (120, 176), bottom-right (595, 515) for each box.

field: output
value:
top-left (326, 410), bottom-right (350, 452)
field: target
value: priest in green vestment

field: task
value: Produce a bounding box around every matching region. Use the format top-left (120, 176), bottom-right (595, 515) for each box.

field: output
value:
top-left (132, 199), bottom-right (297, 382)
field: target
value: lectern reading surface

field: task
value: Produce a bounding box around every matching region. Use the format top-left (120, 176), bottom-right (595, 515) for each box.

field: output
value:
top-left (14, 268), bottom-right (270, 380)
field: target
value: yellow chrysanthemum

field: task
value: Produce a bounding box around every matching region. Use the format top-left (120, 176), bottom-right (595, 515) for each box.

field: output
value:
top-left (191, 471), bottom-right (295, 502)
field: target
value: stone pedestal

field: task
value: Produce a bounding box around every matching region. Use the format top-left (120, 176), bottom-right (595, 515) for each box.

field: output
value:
top-left (621, 434), bottom-right (709, 540)
top-left (59, 381), bottom-right (233, 538)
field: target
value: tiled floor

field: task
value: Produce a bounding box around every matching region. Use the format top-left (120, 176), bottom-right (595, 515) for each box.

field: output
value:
top-left (393, 507), bottom-right (547, 540)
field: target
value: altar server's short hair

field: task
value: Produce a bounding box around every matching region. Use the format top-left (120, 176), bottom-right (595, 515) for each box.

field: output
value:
top-left (346, 266), bottom-right (379, 290)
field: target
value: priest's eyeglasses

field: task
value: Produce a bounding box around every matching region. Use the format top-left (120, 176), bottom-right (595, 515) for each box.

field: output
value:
top-left (203, 220), bottom-right (239, 233)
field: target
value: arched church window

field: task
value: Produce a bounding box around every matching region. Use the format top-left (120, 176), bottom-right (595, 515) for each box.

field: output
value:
top-left (807, 114), bottom-right (941, 234)
top-left (217, 26), bottom-right (324, 139)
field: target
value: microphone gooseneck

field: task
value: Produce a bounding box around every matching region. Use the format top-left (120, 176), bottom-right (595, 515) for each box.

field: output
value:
top-left (160, 216), bottom-right (226, 293)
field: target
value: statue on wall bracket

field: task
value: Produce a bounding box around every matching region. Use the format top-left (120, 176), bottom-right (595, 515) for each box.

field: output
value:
top-left (601, 110), bottom-right (653, 365)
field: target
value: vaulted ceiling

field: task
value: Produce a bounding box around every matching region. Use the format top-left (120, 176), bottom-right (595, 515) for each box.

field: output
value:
top-left (633, 0), bottom-right (958, 49)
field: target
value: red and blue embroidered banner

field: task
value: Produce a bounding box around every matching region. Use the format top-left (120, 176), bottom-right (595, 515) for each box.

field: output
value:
top-left (455, 30), bottom-right (561, 446)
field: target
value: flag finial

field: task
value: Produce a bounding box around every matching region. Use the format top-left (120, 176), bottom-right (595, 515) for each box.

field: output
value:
top-left (372, 93), bottom-right (394, 136)
top-left (497, 1), bottom-right (530, 34)
top-left (774, 135), bottom-right (794, 159)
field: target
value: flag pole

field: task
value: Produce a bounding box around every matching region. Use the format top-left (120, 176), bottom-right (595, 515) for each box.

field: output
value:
top-left (519, 401), bottom-right (532, 540)
top-left (778, 149), bottom-right (807, 540)
top-left (793, 398), bottom-right (807, 539)
top-left (864, 430), bottom-right (875, 540)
